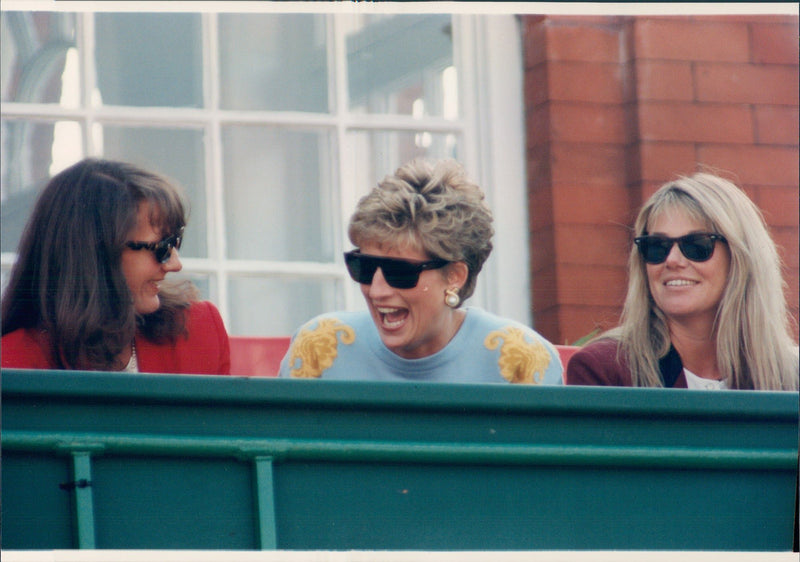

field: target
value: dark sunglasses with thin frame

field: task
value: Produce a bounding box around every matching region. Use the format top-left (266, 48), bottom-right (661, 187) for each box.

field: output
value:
top-left (126, 229), bottom-right (184, 264)
top-left (344, 250), bottom-right (450, 289)
top-left (634, 232), bottom-right (726, 265)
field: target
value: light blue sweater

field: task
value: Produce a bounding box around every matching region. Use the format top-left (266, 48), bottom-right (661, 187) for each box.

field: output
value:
top-left (279, 307), bottom-right (563, 384)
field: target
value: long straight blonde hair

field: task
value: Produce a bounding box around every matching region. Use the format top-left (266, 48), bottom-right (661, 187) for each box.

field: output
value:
top-left (612, 173), bottom-right (798, 390)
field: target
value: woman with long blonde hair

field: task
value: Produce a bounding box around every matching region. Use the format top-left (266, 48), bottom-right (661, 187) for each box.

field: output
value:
top-left (567, 172), bottom-right (798, 391)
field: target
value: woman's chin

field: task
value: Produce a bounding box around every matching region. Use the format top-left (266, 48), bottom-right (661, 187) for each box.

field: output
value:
top-left (134, 296), bottom-right (161, 315)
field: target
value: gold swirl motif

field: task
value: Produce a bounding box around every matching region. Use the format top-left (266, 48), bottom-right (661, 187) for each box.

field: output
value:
top-left (484, 327), bottom-right (551, 384)
top-left (288, 318), bottom-right (356, 378)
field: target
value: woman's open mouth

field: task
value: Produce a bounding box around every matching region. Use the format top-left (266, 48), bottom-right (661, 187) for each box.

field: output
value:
top-left (376, 306), bottom-right (408, 329)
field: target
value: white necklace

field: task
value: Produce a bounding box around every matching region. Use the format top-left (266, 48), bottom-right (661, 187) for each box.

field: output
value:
top-left (124, 341), bottom-right (139, 373)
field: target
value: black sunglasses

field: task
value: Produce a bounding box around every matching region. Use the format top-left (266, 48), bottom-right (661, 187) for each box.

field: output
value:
top-left (343, 250), bottom-right (450, 289)
top-left (126, 229), bottom-right (184, 264)
top-left (634, 232), bottom-right (725, 265)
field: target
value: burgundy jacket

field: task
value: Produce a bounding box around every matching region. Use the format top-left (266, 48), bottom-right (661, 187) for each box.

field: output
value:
top-left (1, 301), bottom-right (231, 375)
top-left (565, 338), bottom-right (688, 388)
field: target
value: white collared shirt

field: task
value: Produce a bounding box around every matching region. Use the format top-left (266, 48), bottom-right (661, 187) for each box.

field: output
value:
top-left (684, 368), bottom-right (728, 390)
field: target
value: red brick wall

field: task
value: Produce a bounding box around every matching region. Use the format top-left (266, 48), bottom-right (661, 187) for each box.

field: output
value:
top-left (522, 15), bottom-right (799, 344)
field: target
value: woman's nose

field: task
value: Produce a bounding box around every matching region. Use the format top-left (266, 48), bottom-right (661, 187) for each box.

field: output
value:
top-left (163, 249), bottom-right (183, 272)
top-left (367, 267), bottom-right (393, 295)
top-left (663, 242), bottom-right (686, 266)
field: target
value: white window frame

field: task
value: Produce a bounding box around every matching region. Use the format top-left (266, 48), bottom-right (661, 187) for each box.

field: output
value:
top-left (1, 3), bottom-right (532, 331)
top-left (462, 14), bottom-right (531, 324)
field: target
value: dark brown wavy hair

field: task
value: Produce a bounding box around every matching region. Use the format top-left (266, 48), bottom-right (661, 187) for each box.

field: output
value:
top-left (1, 158), bottom-right (197, 370)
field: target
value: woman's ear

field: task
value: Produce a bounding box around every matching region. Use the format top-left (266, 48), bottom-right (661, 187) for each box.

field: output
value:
top-left (447, 261), bottom-right (469, 289)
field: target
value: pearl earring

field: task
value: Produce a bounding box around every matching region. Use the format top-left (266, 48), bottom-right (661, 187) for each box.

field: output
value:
top-left (444, 288), bottom-right (460, 308)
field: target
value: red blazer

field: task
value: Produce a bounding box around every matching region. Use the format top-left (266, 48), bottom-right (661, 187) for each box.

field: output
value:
top-left (565, 338), bottom-right (688, 388)
top-left (1, 301), bottom-right (231, 375)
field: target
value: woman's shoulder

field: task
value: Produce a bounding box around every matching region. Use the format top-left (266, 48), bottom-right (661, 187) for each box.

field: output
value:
top-left (280, 310), bottom-right (370, 379)
top-left (1, 328), bottom-right (53, 369)
top-left (568, 337), bottom-right (626, 370)
top-left (185, 300), bottom-right (230, 342)
top-left (185, 300), bottom-right (223, 323)
top-left (465, 308), bottom-right (556, 347)
top-left (465, 307), bottom-right (531, 330)
top-left (2, 327), bottom-right (35, 343)
top-left (462, 307), bottom-right (562, 385)
top-left (287, 311), bottom-right (372, 353)
top-left (137, 300), bottom-right (231, 375)
top-left (293, 310), bottom-right (371, 334)
top-left (574, 337), bottom-right (622, 358)
top-left (2, 327), bottom-right (43, 347)
top-left (566, 336), bottom-right (630, 386)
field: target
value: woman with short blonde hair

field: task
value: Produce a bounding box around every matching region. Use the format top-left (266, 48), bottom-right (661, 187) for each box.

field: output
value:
top-left (281, 158), bottom-right (564, 384)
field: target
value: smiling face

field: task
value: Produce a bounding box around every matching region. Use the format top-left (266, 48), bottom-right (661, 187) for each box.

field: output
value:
top-left (645, 207), bottom-right (731, 329)
top-left (358, 243), bottom-right (467, 359)
top-left (121, 202), bottom-right (183, 315)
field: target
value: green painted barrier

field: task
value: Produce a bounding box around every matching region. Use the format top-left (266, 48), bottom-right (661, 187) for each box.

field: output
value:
top-left (2, 369), bottom-right (797, 551)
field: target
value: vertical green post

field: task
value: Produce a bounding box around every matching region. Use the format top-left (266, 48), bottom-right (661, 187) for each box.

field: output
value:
top-left (253, 456), bottom-right (277, 549)
top-left (72, 451), bottom-right (96, 549)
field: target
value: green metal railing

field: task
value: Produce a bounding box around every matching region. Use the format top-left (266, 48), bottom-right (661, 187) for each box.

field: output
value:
top-left (3, 369), bottom-right (797, 551)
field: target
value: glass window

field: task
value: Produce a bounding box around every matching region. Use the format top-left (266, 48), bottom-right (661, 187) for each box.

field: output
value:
top-left (1, 12), bottom-right (78, 105)
top-left (1, 118), bottom-right (84, 252)
top-left (219, 14), bottom-right (328, 113)
top-left (94, 13), bottom-right (203, 108)
top-left (1, 7), bottom-right (528, 334)
top-left (346, 14), bottom-right (457, 117)
top-left (227, 276), bottom-right (341, 337)
top-left (221, 126), bottom-right (334, 262)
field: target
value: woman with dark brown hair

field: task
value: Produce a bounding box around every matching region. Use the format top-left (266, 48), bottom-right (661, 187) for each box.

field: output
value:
top-left (2, 158), bottom-right (230, 374)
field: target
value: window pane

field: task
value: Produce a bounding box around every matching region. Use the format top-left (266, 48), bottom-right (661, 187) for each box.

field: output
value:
top-left (346, 14), bottom-right (456, 117)
top-left (219, 14), bottom-right (328, 112)
top-left (94, 13), bottom-right (202, 108)
top-left (345, 129), bottom-right (460, 201)
top-left (1, 118), bottom-right (84, 253)
top-left (222, 126), bottom-right (334, 262)
top-left (99, 125), bottom-right (207, 259)
top-left (1, 12), bottom-right (78, 105)
top-left (1, 268), bottom-right (10, 294)
top-left (228, 276), bottom-right (340, 336)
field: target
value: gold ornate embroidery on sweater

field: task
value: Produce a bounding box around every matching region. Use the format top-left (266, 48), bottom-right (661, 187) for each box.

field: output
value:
top-left (484, 327), bottom-right (551, 384)
top-left (289, 318), bottom-right (356, 378)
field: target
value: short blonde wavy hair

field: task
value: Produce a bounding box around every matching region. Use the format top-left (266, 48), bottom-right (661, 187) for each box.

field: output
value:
top-left (347, 159), bottom-right (494, 302)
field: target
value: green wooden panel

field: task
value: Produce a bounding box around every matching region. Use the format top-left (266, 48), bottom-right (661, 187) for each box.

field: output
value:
top-left (2, 369), bottom-right (797, 551)
top-left (91, 455), bottom-right (256, 549)
top-left (1, 451), bottom-right (75, 549)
